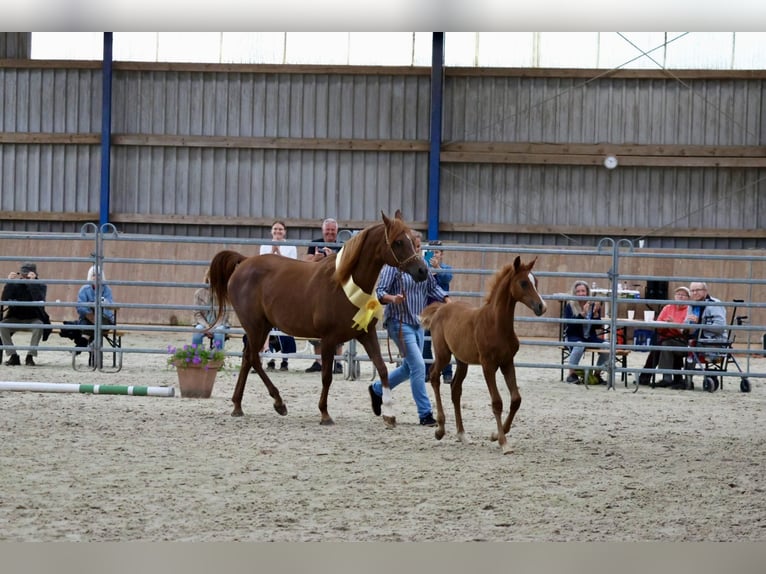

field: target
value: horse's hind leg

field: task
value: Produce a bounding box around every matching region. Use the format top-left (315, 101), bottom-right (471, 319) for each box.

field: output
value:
top-left (450, 361), bottom-right (469, 443)
top-left (232, 328), bottom-right (286, 417)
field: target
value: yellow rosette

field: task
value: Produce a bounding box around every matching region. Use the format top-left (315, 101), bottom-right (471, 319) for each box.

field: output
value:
top-left (336, 247), bottom-right (384, 331)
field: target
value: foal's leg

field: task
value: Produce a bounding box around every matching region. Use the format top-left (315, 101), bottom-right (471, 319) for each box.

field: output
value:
top-left (483, 363), bottom-right (511, 454)
top-left (232, 326), bottom-right (286, 417)
top-left (451, 361), bottom-right (469, 443)
top-left (429, 358), bottom-right (445, 441)
top-left (500, 361), bottom-right (522, 436)
top-left (317, 344), bottom-right (337, 426)
top-left (430, 332), bottom-right (453, 440)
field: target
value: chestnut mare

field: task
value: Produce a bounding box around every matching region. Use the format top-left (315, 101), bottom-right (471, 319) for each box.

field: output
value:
top-left (420, 256), bottom-right (547, 454)
top-left (208, 210), bottom-right (428, 425)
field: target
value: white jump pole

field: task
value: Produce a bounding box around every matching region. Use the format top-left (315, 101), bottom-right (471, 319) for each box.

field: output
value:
top-left (0, 381), bottom-right (175, 397)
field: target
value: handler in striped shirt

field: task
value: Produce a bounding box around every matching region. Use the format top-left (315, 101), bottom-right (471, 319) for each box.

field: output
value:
top-left (367, 233), bottom-right (450, 427)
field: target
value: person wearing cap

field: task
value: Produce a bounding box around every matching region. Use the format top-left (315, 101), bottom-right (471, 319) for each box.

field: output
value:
top-left (0, 262), bottom-right (49, 366)
top-left (652, 285), bottom-right (693, 387)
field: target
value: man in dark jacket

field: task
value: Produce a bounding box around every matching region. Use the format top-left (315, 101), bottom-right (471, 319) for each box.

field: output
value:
top-left (0, 262), bottom-right (48, 366)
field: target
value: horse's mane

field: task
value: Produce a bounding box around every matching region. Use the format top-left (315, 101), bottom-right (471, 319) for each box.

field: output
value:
top-left (484, 261), bottom-right (522, 309)
top-left (334, 216), bottom-right (410, 284)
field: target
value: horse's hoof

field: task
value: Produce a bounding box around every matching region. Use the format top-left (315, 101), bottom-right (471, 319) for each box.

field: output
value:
top-left (319, 418), bottom-right (335, 426)
top-left (490, 431), bottom-right (499, 442)
top-left (382, 415), bottom-right (396, 429)
top-left (274, 404), bottom-right (287, 416)
top-left (502, 444), bottom-right (514, 455)
top-left (434, 428), bottom-right (445, 440)
top-left (231, 408), bottom-right (244, 417)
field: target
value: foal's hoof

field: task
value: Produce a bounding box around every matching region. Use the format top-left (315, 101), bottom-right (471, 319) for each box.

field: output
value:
top-left (231, 409), bottom-right (244, 417)
top-left (274, 403), bottom-right (288, 416)
top-left (382, 415), bottom-right (396, 429)
top-left (434, 428), bottom-right (445, 440)
top-left (319, 417), bottom-right (335, 426)
top-left (490, 431), bottom-right (499, 442)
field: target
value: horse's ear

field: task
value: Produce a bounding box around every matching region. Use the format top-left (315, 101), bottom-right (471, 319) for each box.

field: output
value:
top-left (513, 255), bottom-right (521, 271)
top-left (381, 211), bottom-right (391, 227)
top-left (394, 209), bottom-right (403, 220)
top-left (528, 256), bottom-right (537, 269)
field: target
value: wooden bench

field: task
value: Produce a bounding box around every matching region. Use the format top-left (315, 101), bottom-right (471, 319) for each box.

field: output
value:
top-left (559, 344), bottom-right (631, 384)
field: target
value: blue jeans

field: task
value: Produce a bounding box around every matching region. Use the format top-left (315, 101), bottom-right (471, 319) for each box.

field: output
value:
top-left (567, 338), bottom-right (608, 368)
top-left (192, 323), bottom-right (227, 350)
top-left (371, 319), bottom-right (432, 419)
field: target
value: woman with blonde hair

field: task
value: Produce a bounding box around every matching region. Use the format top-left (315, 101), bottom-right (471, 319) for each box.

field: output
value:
top-left (563, 280), bottom-right (609, 384)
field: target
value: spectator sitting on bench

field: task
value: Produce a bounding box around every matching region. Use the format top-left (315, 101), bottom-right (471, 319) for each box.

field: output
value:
top-left (60, 265), bottom-right (115, 353)
top-left (563, 280), bottom-right (608, 384)
top-left (1, 262), bottom-right (50, 366)
top-left (639, 285), bottom-right (693, 388)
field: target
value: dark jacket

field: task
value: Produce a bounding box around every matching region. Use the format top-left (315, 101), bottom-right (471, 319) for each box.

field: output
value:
top-left (1, 280), bottom-right (48, 320)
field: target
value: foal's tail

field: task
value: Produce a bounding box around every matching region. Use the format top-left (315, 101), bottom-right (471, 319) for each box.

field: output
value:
top-left (209, 250), bottom-right (247, 324)
top-left (419, 302), bottom-right (446, 330)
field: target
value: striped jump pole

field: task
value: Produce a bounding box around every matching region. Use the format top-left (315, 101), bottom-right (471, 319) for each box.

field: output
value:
top-left (0, 381), bottom-right (175, 397)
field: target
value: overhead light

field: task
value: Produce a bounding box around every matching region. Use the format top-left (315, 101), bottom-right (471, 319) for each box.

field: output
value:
top-left (604, 155), bottom-right (618, 169)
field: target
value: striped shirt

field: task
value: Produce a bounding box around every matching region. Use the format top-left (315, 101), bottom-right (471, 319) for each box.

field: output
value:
top-left (376, 264), bottom-right (448, 327)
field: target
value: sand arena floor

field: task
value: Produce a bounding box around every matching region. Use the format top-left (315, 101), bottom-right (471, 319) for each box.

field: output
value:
top-left (0, 331), bottom-right (764, 541)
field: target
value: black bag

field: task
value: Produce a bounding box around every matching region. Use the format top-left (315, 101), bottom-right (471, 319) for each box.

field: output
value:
top-left (39, 308), bottom-right (52, 341)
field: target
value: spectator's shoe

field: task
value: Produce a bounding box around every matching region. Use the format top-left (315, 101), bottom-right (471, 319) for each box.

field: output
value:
top-left (4, 354), bottom-right (21, 366)
top-left (333, 362), bottom-right (344, 374)
top-left (419, 413), bottom-right (437, 427)
top-left (280, 361), bottom-right (289, 371)
top-left (442, 374), bottom-right (453, 385)
top-left (25, 355), bottom-right (35, 366)
top-left (305, 361), bottom-right (322, 373)
top-left (368, 384), bottom-right (382, 416)
top-left (266, 360), bottom-right (276, 371)
top-left (655, 375), bottom-right (673, 388)
top-left (565, 373), bottom-right (580, 384)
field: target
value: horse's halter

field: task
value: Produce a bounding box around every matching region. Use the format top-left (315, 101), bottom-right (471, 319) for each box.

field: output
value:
top-left (384, 226), bottom-right (420, 269)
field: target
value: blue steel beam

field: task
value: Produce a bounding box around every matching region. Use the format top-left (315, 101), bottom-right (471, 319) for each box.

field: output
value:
top-left (427, 32), bottom-right (444, 242)
top-left (99, 33), bottom-right (113, 228)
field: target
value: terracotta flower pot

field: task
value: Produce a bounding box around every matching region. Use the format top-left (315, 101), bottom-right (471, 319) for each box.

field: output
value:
top-left (173, 360), bottom-right (222, 398)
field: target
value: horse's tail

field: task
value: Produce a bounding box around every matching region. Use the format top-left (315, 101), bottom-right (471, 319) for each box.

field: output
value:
top-left (420, 302), bottom-right (445, 330)
top-left (209, 250), bottom-right (247, 324)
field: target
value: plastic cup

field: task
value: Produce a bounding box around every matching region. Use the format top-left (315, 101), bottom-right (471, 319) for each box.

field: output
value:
top-left (627, 310), bottom-right (635, 320)
top-left (644, 310), bottom-right (655, 322)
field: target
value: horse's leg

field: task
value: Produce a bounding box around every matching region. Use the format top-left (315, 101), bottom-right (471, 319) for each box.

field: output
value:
top-left (451, 361), bottom-right (469, 443)
top-left (429, 364), bottom-right (444, 440)
top-left (482, 363), bottom-right (511, 454)
top-left (357, 332), bottom-right (395, 428)
top-left (500, 360), bottom-right (521, 436)
top-left (317, 343), bottom-right (336, 426)
top-left (429, 335), bottom-right (451, 440)
top-left (232, 326), bottom-right (286, 417)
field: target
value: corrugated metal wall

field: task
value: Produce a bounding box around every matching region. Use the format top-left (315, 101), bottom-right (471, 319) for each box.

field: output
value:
top-left (1, 59), bottom-right (764, 247)
top-left (109, 70), bottom-right (431, 238)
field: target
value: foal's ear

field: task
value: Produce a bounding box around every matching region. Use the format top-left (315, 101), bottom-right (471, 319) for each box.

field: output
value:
top-left (394, 209), bottom-right (403, 220)
top-left (513, 255), bottom-right (521, 270)
top-left (381, 210), bottom-right (391, 227)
